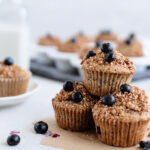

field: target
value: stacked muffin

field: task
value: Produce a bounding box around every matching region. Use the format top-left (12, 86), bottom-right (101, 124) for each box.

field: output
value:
top-left (52, 42), bottom-right (150, 147)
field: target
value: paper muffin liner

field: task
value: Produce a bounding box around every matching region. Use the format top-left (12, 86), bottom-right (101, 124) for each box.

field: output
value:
top-left (82, 69), bottom-right (134, 96)
top-left (52, 100), bottom-right (94, 131)
top-left (0, 71), bottom-right (31, 97)
top-left (94, 117), bottom-right (149, 147)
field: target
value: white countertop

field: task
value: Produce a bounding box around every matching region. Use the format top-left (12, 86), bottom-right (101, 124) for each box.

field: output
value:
top-left (0, 75), bottom-right (150, 150)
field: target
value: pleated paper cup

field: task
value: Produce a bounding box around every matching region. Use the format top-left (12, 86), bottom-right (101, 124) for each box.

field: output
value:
top-left (82, 69), bottom-right (134, 96)
top-left (52, 100), bottom-right (94, 131)
top-left (94, 117), bottom-right (149, 147)
top-left (0, 71), bottom-right (31, 97)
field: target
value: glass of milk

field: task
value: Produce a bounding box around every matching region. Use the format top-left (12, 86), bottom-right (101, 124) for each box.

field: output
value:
top-left (0, 0), bottom-right (30, 69)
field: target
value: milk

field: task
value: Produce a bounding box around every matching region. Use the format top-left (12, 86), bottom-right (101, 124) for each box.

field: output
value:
top-left (0, 24), bottom-right (30, 69)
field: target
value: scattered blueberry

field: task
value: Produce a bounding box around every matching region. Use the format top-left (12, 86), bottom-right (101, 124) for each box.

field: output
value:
top-left (96, 126), bottom-right (101, 134)
top-left (71, 91), bottom-right (83, 103)
top-left (139, 141), bottom-right (146, 148)
top-left (102, 94), bottom-right (115, 106)
top-left (101, 43), bottom-right (113, 54)
top-left (129, 33), bottom-right (135, 39)
top-left (3, 57), bottom-right (14, 66)
top-left (86, 51), bottom-right (96, 58)
top-left (95, 41), bottom-right (102, 48)
top-left (71, 37), bottom-right (77, 43)
top-left (120, 84), bottom-right (131, 94)
top-left (7, 134), bottom-right (20, 146)
top-left (34, 121), bottom-right (48, 134)
top-left (105, 52), bottom-right (115, 63)
top-left (63, 81), bottom-right (74, 91)
top-left (125, 38), bottom-right (132, 45)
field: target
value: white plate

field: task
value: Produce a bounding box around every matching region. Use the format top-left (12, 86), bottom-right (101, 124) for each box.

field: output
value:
top-left (0, 81), bottom-right (39, 107)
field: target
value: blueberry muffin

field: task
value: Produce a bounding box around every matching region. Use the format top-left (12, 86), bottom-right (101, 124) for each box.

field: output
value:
top-left (81, 43), bottom-right (136, 96)
top-left (117, 33), bottom-right (144, 57)
top-left (92, 84), bottom-right (150, 147)
top-left (95, 30), bottom-right (118, 42)
top-left (58, 37), bottom-right (84, 53)
top-left (52, 81), bottom-right (96, 131)
top-left (0, 57), bottom-right (31, 97)
top-left (38, 33), bottom-right (61, 47)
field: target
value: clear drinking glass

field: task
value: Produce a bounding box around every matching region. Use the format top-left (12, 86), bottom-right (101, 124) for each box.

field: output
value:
top-left (0, 0), bottom-right (30, 69)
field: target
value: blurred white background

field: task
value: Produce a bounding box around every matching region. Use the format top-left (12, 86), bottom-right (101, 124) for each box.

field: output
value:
top-left (25, 0), bottom-right (150, 40)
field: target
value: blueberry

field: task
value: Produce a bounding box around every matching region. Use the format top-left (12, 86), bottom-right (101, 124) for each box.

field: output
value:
top-left (86, 51), bottom-right (96, 58)
top-left (71, 91), bottom-right (83, 103)
top-left (4, 57), bottom-right (14, 66)
top-left (120, 84), bottom-right (131, 94)
top-left (101, 43), bottom-right (113, 54)
top-left (71, 37), bottom-right (77, 43)
top-left (7, 134), bottom-right (20, 146)
top-left (63, 81), bottom-right (74, 91)
top-left (125, 39), bottom-right (132, 45)
top-left (105, 52), bottom-right (115, 63)
top-left (34, 121), bottom-right (48, 134)
top-left (46, 33), bottom-right (52, 38)
top-left (79, 31), bottom-right (84, 35)
top-left (102, 94), bottom-right (115, 106)
top-left (139, 141), bottom-right (146, 148)
top-left (95, 41), bottom-right (102, 48)
top-left (129, 33), bottom-right (135, 39)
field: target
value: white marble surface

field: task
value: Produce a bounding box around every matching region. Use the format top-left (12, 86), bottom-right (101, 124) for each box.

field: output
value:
top-left (0, 75), bottom-right (150, 149)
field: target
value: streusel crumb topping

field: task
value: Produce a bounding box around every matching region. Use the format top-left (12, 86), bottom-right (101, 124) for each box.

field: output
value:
top-left (52, 82), bottom-right (96, 108)
top-left (81, 49), bottom-right (136, 74)
top-left (93, 85), bottom-right (150, 122)
top-left (0, 62), bottom-right (30, 78)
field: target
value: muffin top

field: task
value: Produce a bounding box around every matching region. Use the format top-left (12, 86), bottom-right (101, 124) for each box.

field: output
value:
top-left (58, 37), bottom-right (84, 53)
top-left (81, 43), bottom-right (136, 74)
top-left (0, 58), bottom-right (30, 79)
top-left (93, 84), bottom-right (150, 122)
top-left (117, 34), bottom-right (143, 57)
top-left (96, 30), bottom-right (118, 42)
top-left (52, 81), bottom-right (97, 109)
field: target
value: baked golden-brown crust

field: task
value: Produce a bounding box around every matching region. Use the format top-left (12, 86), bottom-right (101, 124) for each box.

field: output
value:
top-left (117, 39), bottom-right (144, 57)
top-left (93, 85), bottom-right (150, 122)
top-left (81, 49), bottom-right (136, 74)
top-left (52, 82), bottom-right (96, 108)
top-left (0, 62), bottom-right (30, 79)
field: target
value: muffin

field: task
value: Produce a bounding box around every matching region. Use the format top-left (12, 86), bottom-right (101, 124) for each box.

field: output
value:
top-left (0, 57), bottom-right (31, 97)
top-left (75, 32), bottom-right (94, 43)
top-left (92, 84), bottom-right (150, 147)
top-left (117, 34), bottom-right (144, 57)
top-left (38, 33), bottom-right (61, 47)
top-left (52, 81), bottom-right (96, 131)
top-left (58, 37), bottom-right (84, 53)
top-left (81, 43), bottom-right (136, 96)
top-left (95, 30), bottom-right (118, 42)
top-left (79, 41), bottom-right (102, 59)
